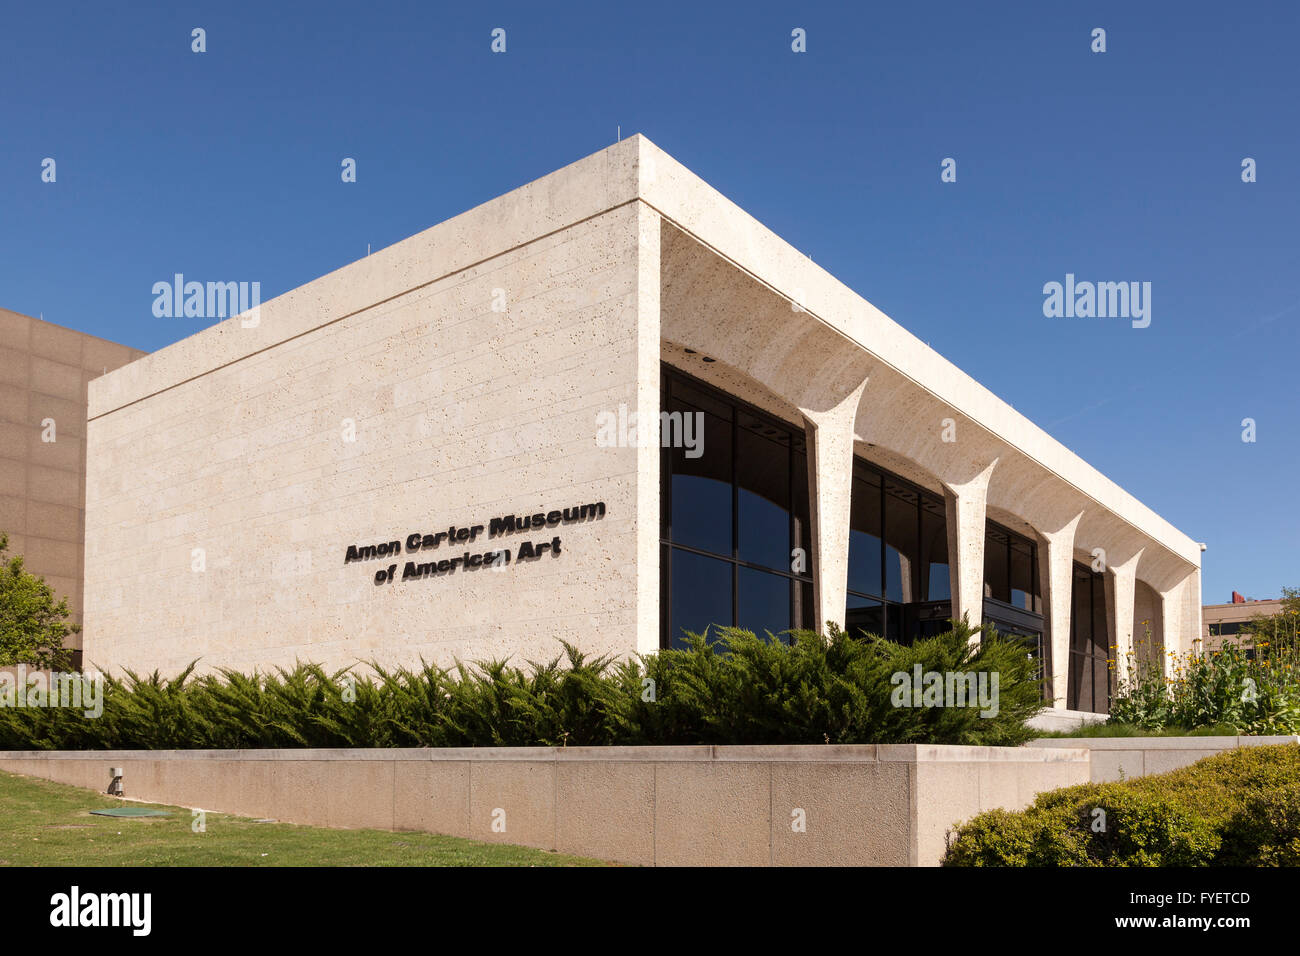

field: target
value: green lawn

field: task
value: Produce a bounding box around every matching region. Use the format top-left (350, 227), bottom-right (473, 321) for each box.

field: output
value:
top-left (0, 771), bottom-right (608, 866)
top-left (1033, 722), bottom-right (1245, 739)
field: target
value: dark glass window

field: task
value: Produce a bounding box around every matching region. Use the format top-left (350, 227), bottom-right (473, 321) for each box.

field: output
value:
top-left (1009, 539), bottom-right (1035, 611)
top-left (921, 500), bottom-right (950, 601)
top-left (884, 482), bottom-right (918, 603)
top-left (845, 459), bottom-right (948, 644)
top-left (667, 385), bottom-right (732, 557)
top-left (1067, 562), bottom-right (1110, 713)
top-left (738, 567), bottom-right (794, 645)
top-left (982, 616), bottom-right (1046, 697)
top-left (792, 448), bottom-right (812, 568)
top-left (846, 595), bottom-right (884, 641)
top-left (794, 579), bottom-right (813, 637)
top-left (736, 415), bottom-right (791, 572)
top-left (669, 549), bottom-right (733, 648)
top-left (661, 367), bottom-right (814, 648)
top-left (983, 526), bottom-right (1011, 603)
top-left (980, 521), bottom-right (1047, 702)
top-left (982, 520), bottom-right (1042, 614)
top-left (848, 466), bottom-right (883, 598)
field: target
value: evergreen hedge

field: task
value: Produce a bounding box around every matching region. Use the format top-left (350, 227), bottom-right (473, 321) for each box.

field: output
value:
top-left (0, 622), bottom-right (1042, 750)
top-left (943, 743), bottom-right (1300, 866)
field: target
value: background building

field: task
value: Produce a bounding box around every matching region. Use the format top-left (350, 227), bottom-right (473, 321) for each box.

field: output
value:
top-left (1202, 593), bottom-right (1284, 654)
top-left (78, 137), bottom-right (1203, 714)
top-left (0, 308), bottom-right (146, 666)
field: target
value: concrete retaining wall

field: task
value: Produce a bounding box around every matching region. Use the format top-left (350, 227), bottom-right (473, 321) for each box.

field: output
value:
top-left (1024, 707), bottom-right (1108, 733)
top-left (1026, 735), bottom-right (1299, 783)
top-left (0, 744), bottom-right (1088, 866)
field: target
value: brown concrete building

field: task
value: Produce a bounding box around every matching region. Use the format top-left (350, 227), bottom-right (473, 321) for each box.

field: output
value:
top-left (0, 307), bottom-right (146, 664)
top-left (1201, 593), bottom-right (1285, 653)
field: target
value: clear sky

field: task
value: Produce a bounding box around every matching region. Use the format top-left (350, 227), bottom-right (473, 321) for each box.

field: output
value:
top-left (3, 1), bottom-right (1296, 604)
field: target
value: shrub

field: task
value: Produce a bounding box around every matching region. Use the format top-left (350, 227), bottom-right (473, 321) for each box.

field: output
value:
top-left (1084, 789), bottom-right (1220, 866)
top-left (607, 621), bottom-right (1041, 746)
top-left (0, 621), bottom-right (1042, 750)
top-left (1219, 782), bottom-right (1300, 866)
top-left (1111, 609), bottom-right (1300, 735)
top-left (944, 743), bottom-right (1300, 866)
top-left (942, 804), bottom-right (1092, 867)
top-left (0, 533), bottom-right (78, 670)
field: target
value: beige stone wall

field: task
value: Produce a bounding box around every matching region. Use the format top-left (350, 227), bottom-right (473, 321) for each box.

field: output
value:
top-left (0, 744), bottom-right (1090, 866)
top-left (77, 134), bottom-right (1204, 692)
top-left (1028, 735), bottom-right (1299, 782)
top-left (0, 309), bottom-right (146, 659)
top-left (83, 205), bottom-right (645, 675)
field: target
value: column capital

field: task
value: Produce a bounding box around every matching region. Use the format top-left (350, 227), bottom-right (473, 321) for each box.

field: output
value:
top-left (942, 458), bottom-right (998, 641)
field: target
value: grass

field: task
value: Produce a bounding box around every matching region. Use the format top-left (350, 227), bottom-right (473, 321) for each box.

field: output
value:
top-left (0, 771), bottom-right (608, 867)
top-left (1033, 722), bottom-right (1247, 739)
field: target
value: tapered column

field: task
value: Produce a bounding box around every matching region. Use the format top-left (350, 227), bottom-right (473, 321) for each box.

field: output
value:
top-left (942, 460), bottom-right (997, 641)
top-left (1158, 569), bottom-right (1201, 678)
top-left (1105, 550), bottom-right (1144, 679)
top-left (1038, 513), bottom-right (1083, 709)
top-left (1159, 581), bottom-right (1184, 679)
top-left (802, 381), bottom-right (868, 634)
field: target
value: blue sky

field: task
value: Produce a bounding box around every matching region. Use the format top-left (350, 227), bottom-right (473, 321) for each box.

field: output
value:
top-left (3, 1), bottom-right (1296, 603)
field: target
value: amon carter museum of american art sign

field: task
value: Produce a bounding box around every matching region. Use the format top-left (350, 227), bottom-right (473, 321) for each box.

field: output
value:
top-left (343, 501), bottom-right (607, 586)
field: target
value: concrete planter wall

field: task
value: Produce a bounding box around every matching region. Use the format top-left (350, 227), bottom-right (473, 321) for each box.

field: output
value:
top-left (0, 744), bottom-right (1088, 867)
top-left (1026, 735), bottom-right (1300, 783)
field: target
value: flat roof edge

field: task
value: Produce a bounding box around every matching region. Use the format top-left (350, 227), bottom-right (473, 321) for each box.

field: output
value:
top-left (1, 307), bottom-right (148, 356)
top-left (83, 134), bottom-right (1199, 569)
top-left (632, 137), bottom-right (1201, 568)
top-left (87, 137), bottom-right (644, 419)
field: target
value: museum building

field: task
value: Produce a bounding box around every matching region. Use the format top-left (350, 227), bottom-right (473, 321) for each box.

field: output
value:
top-left (81, 136), bottom-right (1203, 714)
